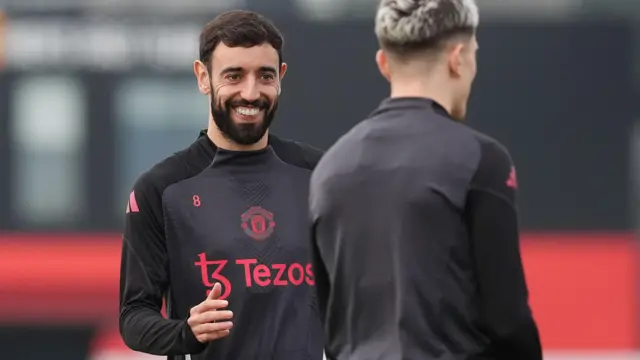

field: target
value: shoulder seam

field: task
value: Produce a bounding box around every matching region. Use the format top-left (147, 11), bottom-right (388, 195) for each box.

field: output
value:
top-left (281, 160), bottom-right (313, 173)
top-left (138, 145), bottom-right (209, 198)
top-left (271, 135), bottom-right (321, 170)
top-left (159, 156), bottom-right (196, 198)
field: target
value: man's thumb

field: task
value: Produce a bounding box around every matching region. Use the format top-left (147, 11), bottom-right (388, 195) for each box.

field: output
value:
top-left (207, 282), bottom-right (222, 300)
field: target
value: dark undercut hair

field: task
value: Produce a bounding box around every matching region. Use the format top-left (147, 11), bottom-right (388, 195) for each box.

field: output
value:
top-left (199, 10), bottom-right (284, 69)
top-left (375, 0), bottom-right (479, 57)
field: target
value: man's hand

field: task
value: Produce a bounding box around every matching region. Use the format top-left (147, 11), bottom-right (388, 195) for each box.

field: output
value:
top-left (187, 283), bottom-right (234, 343)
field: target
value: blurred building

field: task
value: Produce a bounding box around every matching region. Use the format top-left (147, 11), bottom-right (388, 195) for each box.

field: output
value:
top-left (0, 1), bottom-right (637, 359)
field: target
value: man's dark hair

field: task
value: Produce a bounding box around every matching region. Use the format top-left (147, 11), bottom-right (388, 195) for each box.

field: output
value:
top-left (199, 10), bottom-right (284, 69)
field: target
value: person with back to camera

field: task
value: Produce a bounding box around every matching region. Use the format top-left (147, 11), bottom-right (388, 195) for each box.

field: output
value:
top-left (309, 1), bottom-right (543, 359)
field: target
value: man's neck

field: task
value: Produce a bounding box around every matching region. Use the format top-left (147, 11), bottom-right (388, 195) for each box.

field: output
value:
top-left (389, 77), bottom-right (453, 116)
top-left (207, 124), bottom-right (269, 151)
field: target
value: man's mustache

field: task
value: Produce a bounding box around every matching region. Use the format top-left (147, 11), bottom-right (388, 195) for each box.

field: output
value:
top-left (226, 97), bottom-right (271, 109)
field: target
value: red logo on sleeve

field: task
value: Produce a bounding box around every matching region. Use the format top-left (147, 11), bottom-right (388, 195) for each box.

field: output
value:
top-left (126, 191), bottom-right (139, 213)
top-left (506, 166), bottom-right (518, 189)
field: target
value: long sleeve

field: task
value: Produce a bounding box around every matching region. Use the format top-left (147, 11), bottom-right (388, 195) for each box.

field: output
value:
top-left (119, 175), bottom-right (206, 356)
top-left (465, 140), bottom-right (542, 360)
top-left (310, 221), bottom-right (330, 323)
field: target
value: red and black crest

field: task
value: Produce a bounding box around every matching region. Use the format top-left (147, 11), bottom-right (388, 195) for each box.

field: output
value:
top-left (241, 206), bottom-right (276, 241)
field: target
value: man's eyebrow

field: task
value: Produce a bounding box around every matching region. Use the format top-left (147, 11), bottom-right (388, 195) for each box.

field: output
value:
top-left (259, 66), bottom-right (278, 74)
top-left (219, 66), bottom-right (277, 75)
top-left (220, 67), bottom-right (243, 75)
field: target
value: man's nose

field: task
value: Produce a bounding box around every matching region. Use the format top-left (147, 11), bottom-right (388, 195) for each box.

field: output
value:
top-left (240, 77), bottom-right (260, 102)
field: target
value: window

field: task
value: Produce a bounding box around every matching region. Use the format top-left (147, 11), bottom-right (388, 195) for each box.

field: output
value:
top-left (114, 77), bottom-right (206, 214)
top-left (11, 76), bottom-right (86, 225)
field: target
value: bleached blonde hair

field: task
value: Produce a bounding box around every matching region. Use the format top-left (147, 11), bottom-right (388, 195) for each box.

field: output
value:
top-left (375, 0), bottom-right (479, 54)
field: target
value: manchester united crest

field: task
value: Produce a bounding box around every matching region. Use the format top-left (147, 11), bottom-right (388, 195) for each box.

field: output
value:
top-left (241, 206), bottom-right (276, 241)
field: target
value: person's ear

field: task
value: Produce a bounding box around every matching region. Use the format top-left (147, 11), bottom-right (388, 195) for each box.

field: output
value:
top-left (194, 60), bottom-right (211, 95)
top-left (375, 49), bottom-right (391, 82)
top-left (447, 44), bottom-right (465, 78)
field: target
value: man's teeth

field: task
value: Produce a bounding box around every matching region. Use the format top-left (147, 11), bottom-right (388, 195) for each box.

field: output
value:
top-left (235, 107), bottom-right (260, 116)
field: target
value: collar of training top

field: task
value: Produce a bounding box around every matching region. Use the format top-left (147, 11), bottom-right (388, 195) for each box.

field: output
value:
top-left (209, 145), bottom-right (279, 169)
top-left (374, 97), bottom-right (451, 119)
top-left (197, 129), bottom-right (278, 158)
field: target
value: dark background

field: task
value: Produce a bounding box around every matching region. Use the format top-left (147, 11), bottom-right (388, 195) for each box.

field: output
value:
top-left (0, 17), bottom-right (636, 231)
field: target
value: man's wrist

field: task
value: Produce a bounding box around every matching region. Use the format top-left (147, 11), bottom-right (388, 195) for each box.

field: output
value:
top-left (182, 319), bottom-right (208, 354)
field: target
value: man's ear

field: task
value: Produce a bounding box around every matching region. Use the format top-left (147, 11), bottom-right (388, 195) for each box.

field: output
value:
top-left (277, 63), bottom-right (287, 95)
top-left (193, 60), bottom-right (211, 95)
top-left (447, 44), bottom-right (464, 78)
top-left (375, 49), bottom-right (390, 82)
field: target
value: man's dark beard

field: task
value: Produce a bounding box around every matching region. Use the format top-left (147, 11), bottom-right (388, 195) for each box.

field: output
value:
top-left (211, 93), bottom-right (278, 146)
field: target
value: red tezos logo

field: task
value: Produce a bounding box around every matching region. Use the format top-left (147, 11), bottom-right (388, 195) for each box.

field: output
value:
top-left (195, 253), bottom-right (315, 300)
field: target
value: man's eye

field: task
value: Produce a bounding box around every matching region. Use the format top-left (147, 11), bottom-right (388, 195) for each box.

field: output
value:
top-left (226, 74), bottom-right (241, 81)
top-left (261, 74), bottom-right (275, 81)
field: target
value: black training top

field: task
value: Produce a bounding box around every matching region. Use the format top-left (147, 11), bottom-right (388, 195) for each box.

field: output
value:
top-left (310, 98), bottom-right (542, 360)
top-left (119, 130), bottom-right (325, 360)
